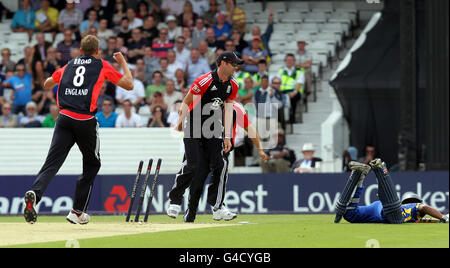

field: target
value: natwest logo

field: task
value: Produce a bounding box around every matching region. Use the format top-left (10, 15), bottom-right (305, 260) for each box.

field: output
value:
top-left (104, 185), bottom-right (130, 212)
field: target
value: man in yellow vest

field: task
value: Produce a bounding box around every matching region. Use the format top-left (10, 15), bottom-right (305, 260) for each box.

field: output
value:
top-left (277, 53), bottom-right (305, 124)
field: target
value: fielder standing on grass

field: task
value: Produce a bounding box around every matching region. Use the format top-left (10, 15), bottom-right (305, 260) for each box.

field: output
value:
top-left (172, 51), bottom-right (243, 221)
top-left (23, 35), bottom-right (134, 224)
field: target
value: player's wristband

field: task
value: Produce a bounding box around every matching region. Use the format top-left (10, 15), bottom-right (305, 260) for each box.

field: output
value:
top-left (225, 135), bottom-right (232, 139)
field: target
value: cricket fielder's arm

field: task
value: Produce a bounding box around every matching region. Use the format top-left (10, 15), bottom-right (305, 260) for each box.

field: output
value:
top-left (245, 124), bottom-right (270, 162)
top-left (175, 91), bottom-right (195, 132)
top-left (417, 204), bottom-right (449, 223)
top-left (223, 99), bottom-right (234, 153)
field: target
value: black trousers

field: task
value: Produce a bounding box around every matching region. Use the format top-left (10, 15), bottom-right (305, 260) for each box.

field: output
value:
top-left (169, 138), bottom-right (229, 212)
top-left (289, 92), bottom-right (302, 124)
top-left (31, 114), bottom-right (101, 212)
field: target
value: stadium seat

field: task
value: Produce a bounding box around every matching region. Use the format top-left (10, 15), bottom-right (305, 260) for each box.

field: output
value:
top-left (309, 2), bottom-right (334, 13)
top-left (334, 2), bottom-right (357, 14)
top-left (303, 12), bottom-right (328, 24)
top-left (298, 23), bottom-right (320, 34)
top-left (279, 11), bottom-right (304, 24)
top-left (288, 2), bottom-right (310, 13)
top-left (265, 1), bottom-right (287, 12)
top-left (243, 2), bottom-right (263, 13)
top-left (294, 32), bottom-right (314, 43)
top-left (328, 11), bottom-right (353, 25)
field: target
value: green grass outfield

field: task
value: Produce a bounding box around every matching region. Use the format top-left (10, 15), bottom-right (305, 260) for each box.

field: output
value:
top-left (0, 214), bottom-right (448, 248)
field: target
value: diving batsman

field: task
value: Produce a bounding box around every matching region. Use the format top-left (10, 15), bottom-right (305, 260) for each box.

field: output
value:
top-left (335, 158), bottom-right (449, 224)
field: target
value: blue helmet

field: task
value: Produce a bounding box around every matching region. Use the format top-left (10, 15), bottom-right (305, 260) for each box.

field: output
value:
top-left (401, 193), bottom-right (423, 204)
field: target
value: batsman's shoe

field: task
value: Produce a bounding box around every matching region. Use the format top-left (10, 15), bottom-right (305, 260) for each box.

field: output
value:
top-left (213, 205), bottom-right (237, 221)
top-left (167, 204), bottom-right (181, 219)
top-left (348, 161), bottom-right (371, 174)
top-left (66, 210), bottom-right (90, 225)
top-left (24, 190), bottom-right (37, 224)
top-left (441, 214), bottom-right (449, 223)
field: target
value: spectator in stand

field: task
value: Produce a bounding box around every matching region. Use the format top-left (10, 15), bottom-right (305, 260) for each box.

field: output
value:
top-left (58, 2), bottom-right (83, 34)
top-left (0, 103), bottom-right (19, 128)
top-left (2, 64), bottom-right (32, 115)
top-left (140, 15), bottom-right (159, 43)
top-left (95, 97), bottom-right (118, 128)
top-left (113, 0), bottom-right (127, 28)
top-left (33, 32), bottom-right (52, 64)
top-left (56, 29), bottom-right (80, 64)
top-left (295, 40), bottom-right (313, 96)
top-left (80, 10), bottom-right (99, 38)
top-left (152, 28), bottom-right (174, 59)
top-left (190, 0), bottom-right (209, 17)
top-left (359, 145), bottom-right (377, 165)
top-left (115, 99), bottom-right (143, 128)
top-left (233, 63), bottom-right (250, 89)
top-left (166, 50), bottom-right (184, 81)
top-left (134, 58), bottom-right (147, 86)
top-left (254, 75), bottom-right (283, 128)
top-left (43, 46), bottom-right (61, 76)
top-left (178, 1), bottom-right (198, 30)
top-left (251, 8), bottom-right (274, 56)
top-left (205, 27), bottom-right (223, 50)
top-left (186, 48), bottom-right (211, 86)
top-left (204, 0), bottom-right (219, 27)
top-left (230, 29), bottom-right (248, 56)
top-left (162, 79), bottom-right (183, 112)
top-left (242, 36), bottom-right (269, 75)
top-left (158, 57), bottom-right (169, 81)
top-left (1, 48), bottom-right (16, 74)
top-left (116, 68), bottom-right (146, 111)
top-left (17, 46), bottom-right (34, 72)
top-left (127, 28), bottom-right (149, 64)
top-left (198, 40), bottom-right (215, 67)
top-left (148, 91), bottom-right (168, 112)
top-left (41, 102), bottom-right (59, 128)
top-left (238, 76), bottom-right (255, 106)
top-left (35, 0), bottom-right (59, 35)
top-left (252, 59), bottom-right (271, 88)
top-left (292, 143), bottom-right (323, 174)
top-left (136, 1), bottom-right (149, 19)
top-left (95, 83), bottom-right (110, 111)
top-left (167, 100), bottom-right (182, 127)
top-left (143, 46), bottom-right (160, 84)
top-left (191, 18), bottom-right (206, 48)
top-left (261, 132), bottom-right (292, 173)
top-left (104, 37), bottom-right (119, 63)
top-left (181, 27), bottom-right (193, 49)
top-left (145, 71), bottom-right (166, 101)
top-left (225, 0), bottom-right (246, 33)
top-left (174, 36), bottom-right (190, 67)
top-left (84, 0), bottom-right (108, 23)
top-left (213, 12), bottom-right (231, 43)
top-left (19, 101), bottom-right (43, 127)
top-left (161, 0), bottom-right (186, 16)
top-left (34, 83), bottom-right (55, 116)
top-left (11, 0), bottom-right (35, 41)
top-left (276, 54), bottom-right (305, 125)
top-left (209, 47), bottom-right (224, 70)
top-left (148, 105), bottom-right (170, 127)
top-left (343, 146), bottom-right (358, 172)
top-left (174, 68), bottom-right (187, 93)
top-left (97, 19), bottom-right (115, 47)
top-left (118, 18), bottom-right (132, 46)
top-left (126, 8), bottom-right (143, 30)
top-left (166, 15), bottom-right (182, 42)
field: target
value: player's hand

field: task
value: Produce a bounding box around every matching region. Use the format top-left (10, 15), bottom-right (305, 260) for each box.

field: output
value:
top-left (259, 150), bottom-right (270, 162)
top-left (223, 138), bottom-right (232, 153)
top-left (174, 121), bottom-right (183, 132)
top-left (113, 52), bottom-right (126, 65)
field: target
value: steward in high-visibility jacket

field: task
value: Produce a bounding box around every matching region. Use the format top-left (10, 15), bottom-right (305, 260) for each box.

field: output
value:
top-left (277, 66), bottom-right (305, 95)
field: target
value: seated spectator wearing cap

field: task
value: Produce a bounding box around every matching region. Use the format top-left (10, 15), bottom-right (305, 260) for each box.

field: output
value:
top-left (115, 100), bottom-right (143, 128)
top-left (95, 97), bottom-right (118, 128)
top-left (242, 36), bottom-right (269, 75)
top-left (152, 27), bottom-right (174, 59)
top-left (186, 48), bottom-right (211, 86)
top-left (11, 0), bottom-right (35, 41)
top-left (166, 15), bottom-right (182, 42)
top-left (292, 143), bottom-right (322, 173)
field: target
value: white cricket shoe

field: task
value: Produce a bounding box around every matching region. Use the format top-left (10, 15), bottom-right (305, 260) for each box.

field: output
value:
top-left (24, 190), bottom-right (37, 224)
top-left (167, 204), bottom-right (181, 218)
top-left (443, 214), bottom-right (449, 223)
top-left (213, 205), bottom-right (237, 221)
top-left (66, 210), bottom-right (90, 224)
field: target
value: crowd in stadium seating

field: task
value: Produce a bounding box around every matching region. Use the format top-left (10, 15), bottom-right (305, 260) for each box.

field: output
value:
top-left (1, 0), bottom-right (312, 130)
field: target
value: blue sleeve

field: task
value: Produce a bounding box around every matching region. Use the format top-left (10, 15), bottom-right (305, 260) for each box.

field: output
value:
top-left (11, 12), bottom-right (20, 28)
top-left (28, 11), bottom-right (36, 29)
